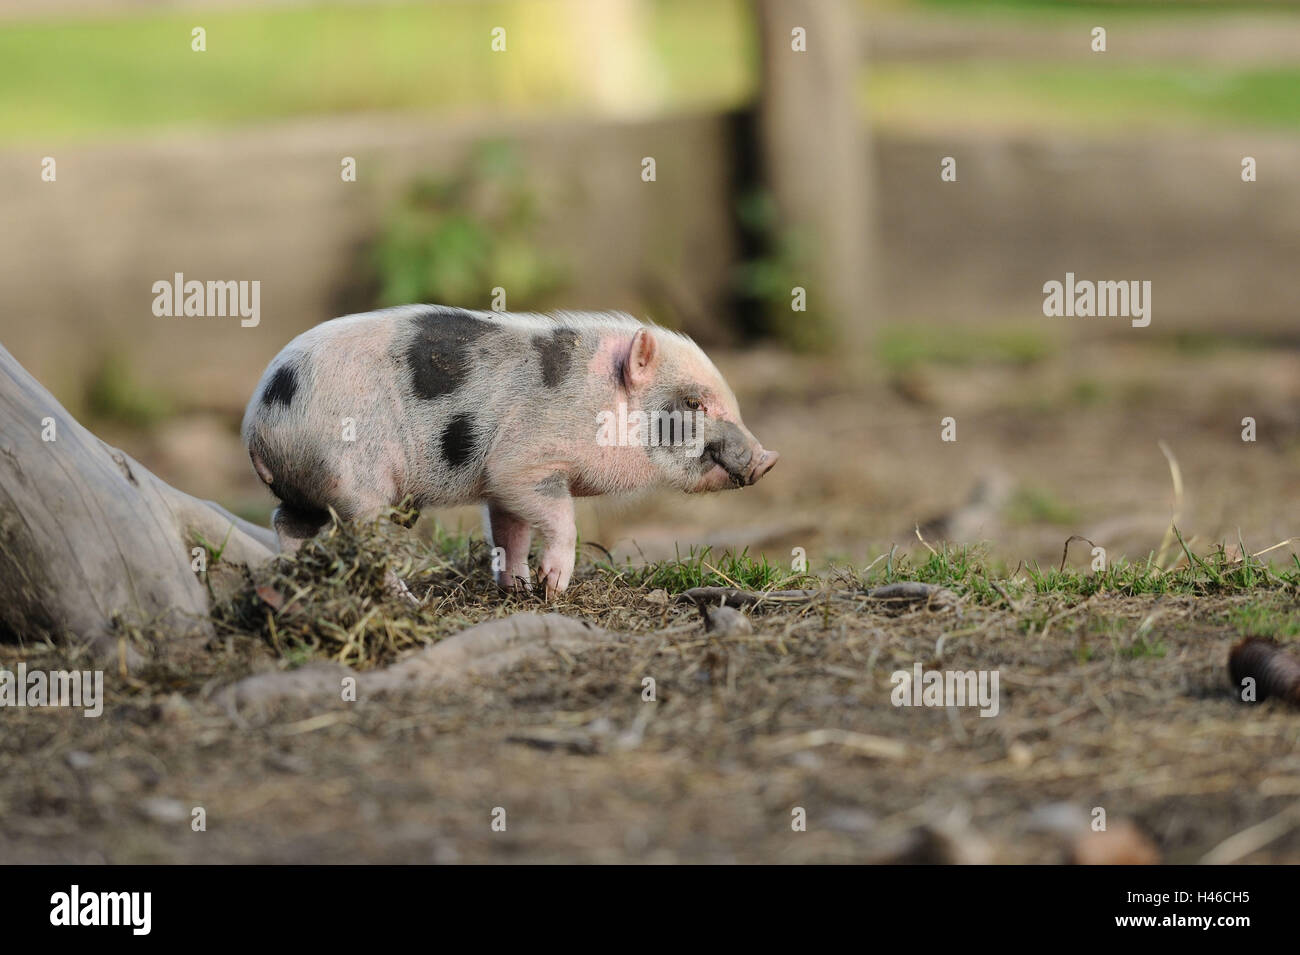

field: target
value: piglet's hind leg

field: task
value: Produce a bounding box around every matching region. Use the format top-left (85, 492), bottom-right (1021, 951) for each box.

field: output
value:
top-left (484, 502), bottom-right (533, 591)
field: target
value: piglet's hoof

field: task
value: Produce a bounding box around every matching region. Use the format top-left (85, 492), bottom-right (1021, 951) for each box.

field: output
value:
top-left (497, 574), bottom-right (533, 594)
top-left (537, 563), bottom-right (572, 602)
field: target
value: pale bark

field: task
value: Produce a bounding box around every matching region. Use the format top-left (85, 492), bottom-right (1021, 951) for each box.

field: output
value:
top-left (218, 612), bottom-right (613, 715)
top-left (0, 343), bottom-right (274, 663)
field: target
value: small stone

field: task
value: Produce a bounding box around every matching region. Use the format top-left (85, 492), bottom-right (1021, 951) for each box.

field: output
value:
top-left (154, 692), bottom-right (193, 724)
top-left (1026, 802), bottom-right (1088, 835)
top-left (65, 750), bottom-right (94, 771)
top-left (266, 751), bottom-right (311, 775)
top-left (1007, 741), bottom-right (1033, 768)
top-left (825, 808), bottom-right (877, 832)
top-left (701, 604), bottom-right (753, 636)
top-left (136, 797), bottom-right (188, 824)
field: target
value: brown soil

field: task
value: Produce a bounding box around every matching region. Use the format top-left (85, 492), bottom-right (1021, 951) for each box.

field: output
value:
top-left (3, 340), bottom-right (1299, 864)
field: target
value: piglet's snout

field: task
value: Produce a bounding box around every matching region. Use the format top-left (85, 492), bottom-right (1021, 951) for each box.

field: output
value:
top-left (746, 449), bottom-right (779, 485)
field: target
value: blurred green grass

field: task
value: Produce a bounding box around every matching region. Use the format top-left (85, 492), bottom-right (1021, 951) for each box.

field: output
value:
top-left (0, 0), bottom-right (753, 144)
top-left (878, 323), bottom-right (1054, 371)
top-left (5, 0), bottom-right (1299, 144)
top-left (869, 63), bottom-right (1300, 132)
top-left (915, 0), bottom-right (1300, 13)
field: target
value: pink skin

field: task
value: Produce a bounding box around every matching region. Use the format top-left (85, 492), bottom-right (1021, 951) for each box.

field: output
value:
top-left (580, 337), bottom-right (662, 492)
top-left (484, 468), bottom-right (577, 598)
top-left (485, 329), bottom-right (777, 599)
top-left (643, 338), bottom-right (778, 492)
top-left (259, 325), bottom-right (776, 601)
top-left (582, 331), bottom-right (777, 492)
top-left (486, 503), bottom-right (533, 590)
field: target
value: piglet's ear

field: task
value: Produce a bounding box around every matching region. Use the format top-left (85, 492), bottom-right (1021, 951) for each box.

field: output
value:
top-left (623, 328), bottom-right (658, 391)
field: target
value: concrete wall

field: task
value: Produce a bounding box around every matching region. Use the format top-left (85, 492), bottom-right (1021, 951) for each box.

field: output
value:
top-left (2, 111), bottom-right (1297, 412)
top-left (878, 130), bottom-right (1300, 338)
top-left (0, 111), bottom-right (739, 409)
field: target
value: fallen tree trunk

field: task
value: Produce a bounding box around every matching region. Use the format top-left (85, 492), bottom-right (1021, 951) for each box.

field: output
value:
top-left (0, 343), bottom-right (275, 664)
top-left (218, 612), bottom-right (613, 716)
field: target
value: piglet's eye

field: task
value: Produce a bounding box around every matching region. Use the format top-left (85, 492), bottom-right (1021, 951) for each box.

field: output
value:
top-left (684, 397), bottom-right (703, 411)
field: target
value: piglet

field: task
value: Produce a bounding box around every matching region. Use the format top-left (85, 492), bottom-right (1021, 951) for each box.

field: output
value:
top-left (242, 305), bottom-right (778, 597)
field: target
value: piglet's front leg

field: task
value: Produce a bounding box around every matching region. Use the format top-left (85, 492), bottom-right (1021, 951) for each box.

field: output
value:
top-left (494, 479), bottom-right (577, 600)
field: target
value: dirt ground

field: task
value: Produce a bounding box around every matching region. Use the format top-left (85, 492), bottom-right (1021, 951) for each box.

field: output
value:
top-left (3, 338), bottom-right (1299, 864)
top-left (2, 586), bottom-right (1298, 864)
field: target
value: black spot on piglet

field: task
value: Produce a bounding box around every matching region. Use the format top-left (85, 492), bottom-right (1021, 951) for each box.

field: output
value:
top-left (441, 413), bottom-right (479, 469)
top-left (532, 327), bottom-right (581, 388)
top-left (262, 364), bottom-right (299, 408)
top-left (406, 308), bottom-right (491, 400)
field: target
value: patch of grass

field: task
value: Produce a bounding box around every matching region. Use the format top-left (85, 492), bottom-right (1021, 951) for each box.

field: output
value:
top-left (865, 544), bottom-right (1012, 606)
top-left (878, 325), bottom-right (1054, 372)
top-left (193, 522), bottom-right (236, 566)
top-left (623, 545), bottom-right (803, 592)
top-left (860, 541), bottom-right (1299, 604)
top-left (211, 506), bottom-right (495, 668)
top-left (874, 543), bottom-right (989, 587)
